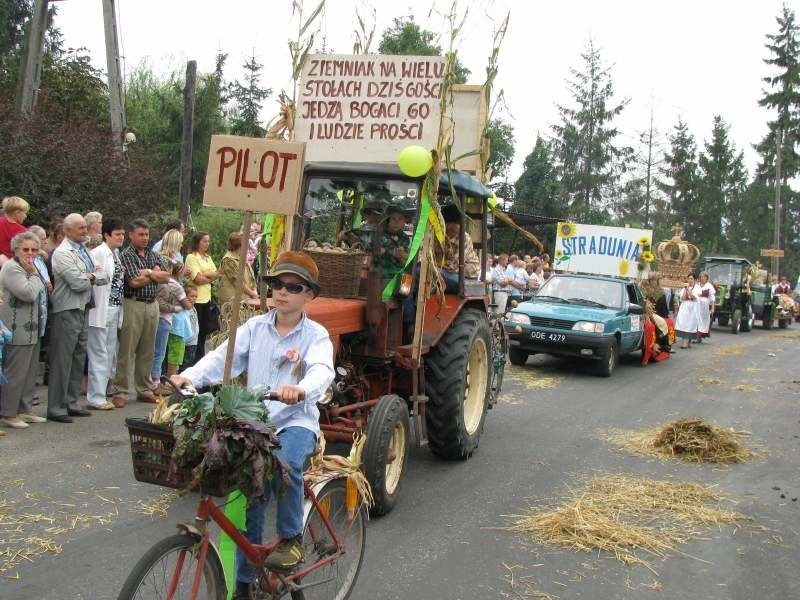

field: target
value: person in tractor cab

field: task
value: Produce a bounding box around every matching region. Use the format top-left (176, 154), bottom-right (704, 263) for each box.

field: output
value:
top-left (170, 252), bottom-right (335, 595)
top-left (441, 203), bottom-right (480, 293)
top-left (339, 197), bottom-right (385, 249)
top-left (379, 200), bottom-right (412, 280)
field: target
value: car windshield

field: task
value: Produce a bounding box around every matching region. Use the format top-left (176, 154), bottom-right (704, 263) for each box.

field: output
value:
top-left (536, 276), bottom-right (623, 309)
top-left (302, 176), bottom-right (419, 245)
top-left (707, 262), bottom-right (745, 287)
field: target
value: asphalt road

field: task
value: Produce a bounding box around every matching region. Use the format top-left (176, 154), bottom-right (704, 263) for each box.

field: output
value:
top-left (2, 325), bottom-right (798, 600)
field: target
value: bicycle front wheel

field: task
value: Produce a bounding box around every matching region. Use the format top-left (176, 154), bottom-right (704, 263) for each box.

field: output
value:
top-left (291, 479), bottom-right (366, 600)
top-left (118, 533), bottom-right (227, 600)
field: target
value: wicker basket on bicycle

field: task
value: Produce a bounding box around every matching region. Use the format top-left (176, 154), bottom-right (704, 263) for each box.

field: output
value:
top-left (125, 387), bottom-right (287, 499)
top-left (302, 244), bottom-right (365, 298)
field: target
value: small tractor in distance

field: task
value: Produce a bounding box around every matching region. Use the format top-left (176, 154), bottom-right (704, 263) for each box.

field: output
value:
top-left (285, 161), bottom-right (506, 515)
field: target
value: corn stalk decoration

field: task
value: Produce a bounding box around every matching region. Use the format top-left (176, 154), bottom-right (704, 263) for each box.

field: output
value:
top-left (262, 0), bottom-right (326, 265)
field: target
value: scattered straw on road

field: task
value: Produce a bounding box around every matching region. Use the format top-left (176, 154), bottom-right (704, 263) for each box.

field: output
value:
top-left (509, 474), bottom-right (749, 573)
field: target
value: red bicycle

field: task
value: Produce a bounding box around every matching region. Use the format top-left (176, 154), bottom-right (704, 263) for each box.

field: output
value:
top-left (119, 393), bottom-right (366, 600)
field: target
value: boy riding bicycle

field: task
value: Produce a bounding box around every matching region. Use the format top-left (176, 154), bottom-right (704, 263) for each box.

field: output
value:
top-left (171, 251), bottom-right (334, 599)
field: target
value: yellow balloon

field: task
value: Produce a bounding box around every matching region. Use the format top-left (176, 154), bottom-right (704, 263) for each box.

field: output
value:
top-left (487, 194), bottom-right (499, 210)
top-left (397, 145), bottom-right (433, 177)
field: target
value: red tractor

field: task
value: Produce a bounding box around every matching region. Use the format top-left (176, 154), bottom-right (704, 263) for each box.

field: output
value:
top-left (287, 161), bottom-right (506, 514)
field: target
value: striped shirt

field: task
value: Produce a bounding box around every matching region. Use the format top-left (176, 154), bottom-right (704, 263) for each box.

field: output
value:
top-left (181, 310), bottom-right (334, 435)
top-left (119, 245), bottom-right (162, 301)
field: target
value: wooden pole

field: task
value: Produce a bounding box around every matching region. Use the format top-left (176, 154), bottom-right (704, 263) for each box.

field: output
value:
top-left (102, 0), bottom-right (126, 151)
top-left (15, 0), bottom-right (49, 117)
top-left (772, 126), bottom-right (783, 277)
top-left (179, 61), bottom-right (197, 224)
top-left (222, 211), bottom-right (254, 385)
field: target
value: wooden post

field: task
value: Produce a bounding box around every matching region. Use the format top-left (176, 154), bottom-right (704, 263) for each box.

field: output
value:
top-left (102, 0), bottom-right (126, 151)
top-left (772, 126), bottom-right (782, 277)
top-left (15, 0), bottom-right (49, 117)
top-left (222, 211), bottom-right (254, 385)
top-left (179, 61), bottom-right (197, 224)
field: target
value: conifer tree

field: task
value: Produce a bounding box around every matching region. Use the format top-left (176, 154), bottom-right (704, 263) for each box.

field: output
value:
top-left (755, 4), bottom-right (800, 180)
top-left (229, 51), bottom-right (271, 138)
top-left (697, 116), bottom-right (748, 253)
top-left (552, 39), bottom-right (631, 222)
top-left (658, 118), bottom-right (699, 238)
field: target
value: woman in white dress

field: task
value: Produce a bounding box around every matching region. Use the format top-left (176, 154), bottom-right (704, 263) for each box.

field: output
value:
top-left (674, 273), bottom-right (699, 349)
top-left (695, 271), bottom-right (715, 342)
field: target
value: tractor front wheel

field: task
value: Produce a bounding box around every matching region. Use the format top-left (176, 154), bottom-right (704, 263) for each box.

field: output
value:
top-left (741, 304), bottom-right (753, 332)
top-left (362, 394), bottom-right (410, 516)
top-left (425, 308), bottom-right (491, 460)
top-left (731, 309), bottom-right (742, 334)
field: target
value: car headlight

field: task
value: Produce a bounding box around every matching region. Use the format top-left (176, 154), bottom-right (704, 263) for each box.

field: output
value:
top-left (507, 312), bottom-right (531, 325)
top-left (572, 321), bottom-right (604, 333)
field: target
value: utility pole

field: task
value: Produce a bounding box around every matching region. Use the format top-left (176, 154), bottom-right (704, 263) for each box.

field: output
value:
top-left (179, 61), bottom-right (197, 224)
top-left (15, 0), bottom-right (49, 117)
top-left (102, 0), bottom-right (126, 152)
top-left (772, 126), bottom-right (783, 276)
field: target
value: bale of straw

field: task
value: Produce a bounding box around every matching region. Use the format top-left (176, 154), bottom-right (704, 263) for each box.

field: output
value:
top-left (652, 417), bottom-right (750, 463)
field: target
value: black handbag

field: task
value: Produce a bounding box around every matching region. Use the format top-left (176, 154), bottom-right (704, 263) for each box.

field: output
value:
top-left (204, 301), bottom-right (220, 333)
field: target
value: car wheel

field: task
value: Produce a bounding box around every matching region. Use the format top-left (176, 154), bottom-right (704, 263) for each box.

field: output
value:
top-left (508, 347), bottom-right (529, 366)
top-left (596, 339), bottom-right (618, 377)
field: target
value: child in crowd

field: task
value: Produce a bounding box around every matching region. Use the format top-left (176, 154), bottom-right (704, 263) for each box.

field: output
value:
top-left (180, 286), bottom-right (200, 372)
top-left (152, 261), bottom-right (192, 392)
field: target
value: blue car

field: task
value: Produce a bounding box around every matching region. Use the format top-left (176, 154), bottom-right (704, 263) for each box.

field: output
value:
top-left (504, 273), bottom-right (646, 376)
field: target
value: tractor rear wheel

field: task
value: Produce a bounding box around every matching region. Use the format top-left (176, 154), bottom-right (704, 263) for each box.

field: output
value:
top-left (425, 308), bottom-right (491, 460)
top-left (717, 315), bottom-right (729, 327)
top-left (362, 394), bottom-right (410, 516)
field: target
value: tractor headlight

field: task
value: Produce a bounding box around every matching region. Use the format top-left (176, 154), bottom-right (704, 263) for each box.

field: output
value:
top-left (572, 321), bottom-right (604, 333)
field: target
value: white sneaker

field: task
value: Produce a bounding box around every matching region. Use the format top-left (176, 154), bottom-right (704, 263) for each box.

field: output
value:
top-left (20, 413), bottom-right (47, 424)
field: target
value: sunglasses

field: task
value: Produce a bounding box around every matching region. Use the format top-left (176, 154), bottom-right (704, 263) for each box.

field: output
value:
top-left (269, 278), bottom-right (313, 294)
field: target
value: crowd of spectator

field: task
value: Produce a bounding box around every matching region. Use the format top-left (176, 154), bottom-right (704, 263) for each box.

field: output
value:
top-left (0, 197), bottom-right (268, 434)
top-left (487, 252), bottom-right (551, 313)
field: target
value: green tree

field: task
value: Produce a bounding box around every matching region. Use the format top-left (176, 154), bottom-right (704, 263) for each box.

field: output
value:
top-left (377, 14), bottom-right (470, 83)
top-left (755, 4), bottom-right (800, 180)
top-left (658, 118), bottom-right (699, 238)
top-left (125, 56), bottom-right (231, 202)
top-left (552, 39), bottom-right (632, 222)
top-left (485, 118), bottom-right (514, 180)
top-left (0, 0), bottom-right (31, 69)
top-left (727, 180), bottom-right (775, 261)
top-left (228, 51), bottom-right (271, 137)
top-left (512, 136), bottom-right (566, 250)
top-left (697, 116), bottom-right (748, 253)
top-left (38, 48), bottom-right (109, 125)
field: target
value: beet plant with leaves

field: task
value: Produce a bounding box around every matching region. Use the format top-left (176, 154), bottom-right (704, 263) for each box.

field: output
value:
top-left (170, 386), bottom-right (288, 499)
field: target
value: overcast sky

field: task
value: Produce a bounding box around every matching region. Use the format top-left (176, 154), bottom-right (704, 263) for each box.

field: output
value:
top-left (54, 0), bottom-right (792, 181)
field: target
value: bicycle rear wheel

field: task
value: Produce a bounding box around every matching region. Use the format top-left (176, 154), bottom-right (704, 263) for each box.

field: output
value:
top-left (118, 533), bottom-right (226, 600)
top-left (291, 480), bottom-right (366, 600)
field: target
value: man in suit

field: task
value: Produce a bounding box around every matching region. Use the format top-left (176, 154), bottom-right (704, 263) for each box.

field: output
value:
top-left (48, 214), bottom-right (108, 423)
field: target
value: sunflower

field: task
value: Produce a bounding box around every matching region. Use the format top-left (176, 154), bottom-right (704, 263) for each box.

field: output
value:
top-left (554, 248), bottom-right (564, 259)
top-left (640, 250), bottom-right (655, 263)
top-left (637, 235), bottom-right (650, 246)
top-left (618, 259), bottom-right (630, 277)
top-left (558, 222), bottom-right (577, 239)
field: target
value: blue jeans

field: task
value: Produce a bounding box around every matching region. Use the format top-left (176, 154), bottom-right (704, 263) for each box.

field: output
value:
top-left (236, 426), bottom-right (316, 583)
top-left (150, 317), bottom-right (171, 381)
